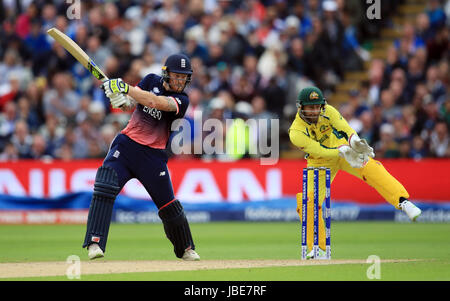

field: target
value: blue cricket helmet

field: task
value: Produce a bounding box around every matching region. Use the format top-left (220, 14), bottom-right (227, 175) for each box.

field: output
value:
top-left (162, 53), bottom-right (193, 86)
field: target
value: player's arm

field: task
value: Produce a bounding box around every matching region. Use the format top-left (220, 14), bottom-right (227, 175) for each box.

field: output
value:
top-left (289, 127), bottom-right (367, 168)
top-left (119, 96), bottom-right (136, 111)
top-left (103, 78), bottom-right (179, 113)
top-left (127, 85), bottom-right (178, 113)
top-left (289, 128), bottom-right (339, 158)
top-left (326, 105), bottom-right (374, 157)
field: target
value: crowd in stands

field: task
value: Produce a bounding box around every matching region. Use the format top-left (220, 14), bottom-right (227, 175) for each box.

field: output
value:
top-left (0, 0), bottom-right (448, 162)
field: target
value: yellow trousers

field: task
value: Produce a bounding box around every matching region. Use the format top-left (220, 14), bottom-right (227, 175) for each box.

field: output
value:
top-left (296, 157), bottom-right (409, 251)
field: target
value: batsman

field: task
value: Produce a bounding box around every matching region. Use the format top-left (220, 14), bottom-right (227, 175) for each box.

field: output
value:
top-left (289, 87), bottom-right (422, 259)
top-left (82, 53), bottom-right (200, 261)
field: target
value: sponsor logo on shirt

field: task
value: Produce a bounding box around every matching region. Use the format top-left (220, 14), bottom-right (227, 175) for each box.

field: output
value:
top-left (143, 106), bottom-right (162, 120)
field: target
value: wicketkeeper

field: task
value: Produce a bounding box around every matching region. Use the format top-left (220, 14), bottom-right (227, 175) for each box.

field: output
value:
top-left (82, 53), bottom-right (200, 261)
top-left (289, 87), bottom-right (422, 259)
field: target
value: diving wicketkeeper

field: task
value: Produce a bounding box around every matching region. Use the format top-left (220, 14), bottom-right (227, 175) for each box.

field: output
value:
top-left (289, 87), bottom-right (422, 259)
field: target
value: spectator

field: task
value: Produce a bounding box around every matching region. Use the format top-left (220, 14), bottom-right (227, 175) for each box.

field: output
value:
top-left (398, 138), bottom-right (412, 158)
top-left (380, 89), bottom-right (402, 123)
top-left (38, 113), bottom-right (64, 157)
top-left (287, 37), bottom-right (306, 76)
top-left (348, 89), bottom-right (369, 117)
top-left (14, 2), bottom-right (39, 39)
top-left (0, 71), bottom-right (20, 112)
top-left (416, 13), bottom-right (434, 43)
top-left (394, 22), bottom-right (425, 57)
top-left (0, 141), bottom-right (19, 161)
top-left (340, 103), bottom-right (361, 133)
top-left (221, 18), bottom-right (249, 66)
top-left (389, 68), bottom-right (409, 105)
top-left (0, 49), bottom-right (25, 87)
top-left (10, 120), bottom-right (32, 158)
top-left (24, 18), bottom-right (51, 75)
top-left (17, 97), bottom-right (40, 132)
top-left (426, 0), bottom-right (447, 30)
top-left (54, 143), bottom-right (73, 161)
top-left (426, 65), bottom-right (447, 104)
top-left (42, 72), bottom-right (80, 122)
top-left (439, 97), bottom-right (450, 126)
top-left (427, 26), bottom-right (449, 64)
top-left (291, 2), bottom-right (313, 38)
top-left (429, 120), bottom-right (449, 157)
top-left (0, 102), bottom-right (18, 149)
top-left (375, 123), bottom-right (400, 158)
top-left (405, 56), bottom-right (426, 95)
top-left (88, 101), bottom-right (106, 130)
top-left (341, 10), bottom-right (369, 71)
top-left (27, 133), bottom-right (52, 160)
top-left (86, 35), bottom-right (111, 69)
top-left (147, 23), bottom-right (180, 64)
top-left (99, 124), bottom-right (116, 155)
top-left (121, 8), bottom-right (147, 57)
top-left (358, 111), bottom-right (376, 145)
top-left (251, 95), bottom-right (275, 121)
top-left (410, 135), bottom-right (429, 159)
top-left (183, 27), bottom-right (209, 63)
top-left (367, 59), bottom-right (385, 106)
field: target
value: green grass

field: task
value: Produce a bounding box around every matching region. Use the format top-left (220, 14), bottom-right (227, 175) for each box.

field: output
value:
top-left (0, 222), bottom-right (449, 280)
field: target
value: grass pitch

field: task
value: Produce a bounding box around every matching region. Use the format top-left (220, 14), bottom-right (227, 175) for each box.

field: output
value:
top-left (0, 222), bottom-right (448, 280)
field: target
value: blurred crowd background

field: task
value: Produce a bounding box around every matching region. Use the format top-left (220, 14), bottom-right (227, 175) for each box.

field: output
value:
top-left (0, 0), bottom-right (448, 162)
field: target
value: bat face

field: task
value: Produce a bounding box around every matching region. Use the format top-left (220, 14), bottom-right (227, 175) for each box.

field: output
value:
top-left (47, 28), bottom-right (108, 82)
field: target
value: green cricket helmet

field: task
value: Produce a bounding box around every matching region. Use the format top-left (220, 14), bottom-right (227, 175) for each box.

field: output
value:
top-left (296, 86), bottom-right (326, 124)
top-left (296, 86), bottom-right (326, 106)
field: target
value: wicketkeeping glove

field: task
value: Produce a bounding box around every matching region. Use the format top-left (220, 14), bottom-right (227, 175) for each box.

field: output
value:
top-left (338, 145), bottom-right (367, 169)
top-left (349, 133), bottom-right (375, 158)
top-left (103, 78), bottom-right (129, 97)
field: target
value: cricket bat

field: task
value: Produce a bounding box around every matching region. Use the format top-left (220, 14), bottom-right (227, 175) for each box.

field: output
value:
top-left (47, 27), bottom-right (108, 82)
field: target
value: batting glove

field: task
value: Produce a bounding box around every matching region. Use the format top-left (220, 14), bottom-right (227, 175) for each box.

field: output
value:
top-left (109, 93), bottom-right (131, 109)
top-left (338, 145), bottom-right (367, 169)
top-left (349, 133), bottom-right (375, 158)
top-left (103, 78), bottom-right (129, 96)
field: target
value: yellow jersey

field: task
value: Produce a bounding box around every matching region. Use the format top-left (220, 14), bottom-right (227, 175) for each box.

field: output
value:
top-left (288, 104), bottom-right (356, 159)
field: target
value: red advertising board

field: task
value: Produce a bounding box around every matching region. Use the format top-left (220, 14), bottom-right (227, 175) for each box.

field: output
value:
top-left (0, 159), bottom-right (449, 204)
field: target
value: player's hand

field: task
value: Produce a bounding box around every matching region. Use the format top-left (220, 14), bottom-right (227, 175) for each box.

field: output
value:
top-left (349, 133), bottom-right (375, 158)
top-left (109, 93), bottom-right (131, 109)
top-left (103, 78), bottom-right (129, 96)
top-left (338, 145), bottom-right (367, 169)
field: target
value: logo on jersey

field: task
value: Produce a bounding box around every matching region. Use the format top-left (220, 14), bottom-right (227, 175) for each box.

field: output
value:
top-left (153, 87), bottom-right (160, 94)
top-left (320, 125), bottom-right (330, 133)
top-left (181, 58), bottom-right (186, 68)
top-left (143, 106), bottom-right (162, 120)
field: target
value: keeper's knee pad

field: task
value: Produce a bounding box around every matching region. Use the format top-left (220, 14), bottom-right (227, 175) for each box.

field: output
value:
top-left (83, 166), bottom-right (121, 252)
top-left (158, 200), bottom-right (195, 258)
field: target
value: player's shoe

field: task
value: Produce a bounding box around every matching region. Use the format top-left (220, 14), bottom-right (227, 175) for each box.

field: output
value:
top-left (88, 243), bottom-right (104, 260)
top-left (182, 249), bottom-right (200, 261)
top-left (400, 200), bottom-right (422, 222)
top-left (306, 248), bottom-right (327, 260)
